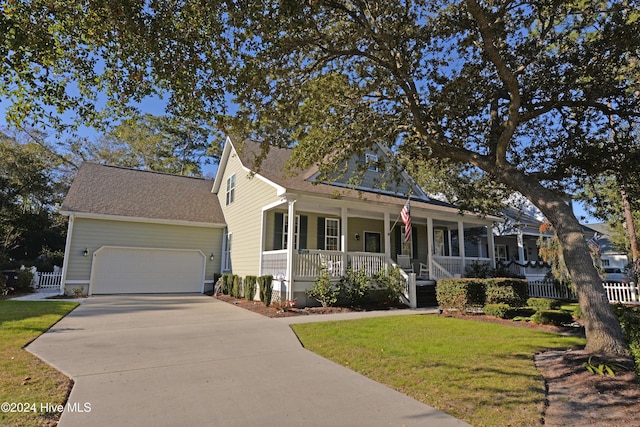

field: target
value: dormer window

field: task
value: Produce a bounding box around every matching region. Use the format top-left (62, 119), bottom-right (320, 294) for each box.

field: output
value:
top-left (365, 153), bottom-right (378, 171)
top-left (226, 174), bottom-right (236, 205)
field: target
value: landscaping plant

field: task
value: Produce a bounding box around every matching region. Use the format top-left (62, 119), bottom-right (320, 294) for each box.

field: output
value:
top-left (306, 268), bottom-right (340, 307)
top-left (257, 275), bottom-right (274, 306)
top-left (244, 275), bottom-right (257, 301)
top-left (340, 266), bottom-right (370, 307)
top-left (373, 267), bottom-right (405, 305)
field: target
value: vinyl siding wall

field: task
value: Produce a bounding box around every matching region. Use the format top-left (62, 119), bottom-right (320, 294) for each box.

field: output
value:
top-left (218, 149), bottom-right (281, 278)
top-left (66, 217), bottom-right (223, 284)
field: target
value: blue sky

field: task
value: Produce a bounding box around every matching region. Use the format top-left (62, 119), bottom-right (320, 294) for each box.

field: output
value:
top-left (0, 94), bottom-right (598, 223)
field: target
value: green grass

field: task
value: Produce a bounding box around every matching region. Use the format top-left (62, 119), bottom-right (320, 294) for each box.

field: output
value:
top-left (292, 315), bottom-right (585, 427)
top-left (0, 301), bottom-right (79, 427)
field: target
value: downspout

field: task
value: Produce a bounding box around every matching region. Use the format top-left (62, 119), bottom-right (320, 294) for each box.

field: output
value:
top-left (487, 223), bottom-right (496, 269)
top-left (59, 214), bottom-right (74, 295)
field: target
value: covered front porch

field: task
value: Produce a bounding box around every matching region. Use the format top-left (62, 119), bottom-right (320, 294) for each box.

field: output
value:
top-left (258, 195), bottom-right (497, 307)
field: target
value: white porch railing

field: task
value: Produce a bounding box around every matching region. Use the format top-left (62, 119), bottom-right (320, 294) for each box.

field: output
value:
top-left (262, 250), bottom-right (391, 279)
top-left (349, 252), bottom-right (387, 277)
top-left (36, 272), bottom-right (62, 290)
top-left (431, 256), bottom-right (492, 281)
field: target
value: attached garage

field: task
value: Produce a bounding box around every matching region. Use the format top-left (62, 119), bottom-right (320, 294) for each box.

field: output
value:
top-left (90, 247), bottom-right (205, 294)
top-left (59, 163), bottom-right (227, 296)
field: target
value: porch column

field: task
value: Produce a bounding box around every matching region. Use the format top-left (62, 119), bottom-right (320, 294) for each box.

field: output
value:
top-left (458, 221), bottom-right (465, 275)
top-left (517, 229), bottom-right (525, 276)
top-left (384, 212), bottom-right (391, 261)
top-left (286, 199), bottom-right (296, 301)
top-left (487, 224), bottom-right (496, 268)
top-left (341, 206), bottom-right (348, 275)
top-left (427, 217), bottom-right (434, 276)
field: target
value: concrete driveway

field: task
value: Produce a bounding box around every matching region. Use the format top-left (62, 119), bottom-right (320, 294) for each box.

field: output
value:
top-left (28, 295), bottom-right (469, 427)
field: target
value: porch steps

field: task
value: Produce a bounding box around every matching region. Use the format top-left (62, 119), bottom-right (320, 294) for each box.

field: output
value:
top-left (416, 283), bottom-right (438, 308)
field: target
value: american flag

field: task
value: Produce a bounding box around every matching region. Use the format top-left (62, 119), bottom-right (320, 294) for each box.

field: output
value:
top-left (401, 200), bottom-right (411, 243)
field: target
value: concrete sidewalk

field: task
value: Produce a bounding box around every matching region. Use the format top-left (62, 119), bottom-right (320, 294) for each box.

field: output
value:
top-left (27, 295), bottom-right (469, 427)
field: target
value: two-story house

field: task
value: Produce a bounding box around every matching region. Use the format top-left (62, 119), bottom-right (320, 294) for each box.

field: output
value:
top-left (59, 136), bottom-right (500, 307)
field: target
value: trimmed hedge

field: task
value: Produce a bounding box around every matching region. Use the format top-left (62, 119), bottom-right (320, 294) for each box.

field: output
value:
top-left (436, 278), bottom-right (486, 311)
top-left (244, 276), bottom-right (257, 301)
top-left (531, 310), bottom-right (574, 326)
top-left (483, 303), bottom-right (512, 319)
top-left (257, 275), bottom-right (274, 306)
top-left (484, 278), bottom-right (528, 306)
top-left (221, 273), bottom-right (233, 295)
top-left (437, 277), bottom-right (529, 311)
top-left (232, 275), bottom-right (242, 298)
top-left (527, 297), bottom-right (560, 311)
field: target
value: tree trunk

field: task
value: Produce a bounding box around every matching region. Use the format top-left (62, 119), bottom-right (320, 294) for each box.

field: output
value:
top-left (503, 169), bottom-right (629, 356)
top-left (620, 181), bottom-right (640, 277)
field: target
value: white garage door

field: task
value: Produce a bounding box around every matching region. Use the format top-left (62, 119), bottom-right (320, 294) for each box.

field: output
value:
top-left (91, 247), bottom-right (205, 294)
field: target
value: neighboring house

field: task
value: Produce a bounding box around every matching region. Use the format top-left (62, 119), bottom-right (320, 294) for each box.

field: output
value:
top-left (60, 136), bottom-right (501, 306)
top-left (493, 206), bottom-right (553, 281)
top-left (582, 223), bottom-right (629, 270)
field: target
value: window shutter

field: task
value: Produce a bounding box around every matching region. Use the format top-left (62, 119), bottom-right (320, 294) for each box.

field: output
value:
top-left (299, 215), bottom-right (308, 249)
top-left (317, 217), bottom-right (325, 250)
top-left (412, 226), bottom-right (418, 259)
top-left (274, 212), bottom-right (283, 250)
top-left (395, 227), bottom-right (401, 257)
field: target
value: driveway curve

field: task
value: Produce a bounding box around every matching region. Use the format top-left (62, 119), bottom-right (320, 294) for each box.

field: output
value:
top-left (28, 295), bottom-right (469, 427)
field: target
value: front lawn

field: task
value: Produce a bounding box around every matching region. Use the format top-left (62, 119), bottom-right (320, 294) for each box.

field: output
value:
top-left (292, 315), bottom-right (585, 427)
top-left (0, 301), bottom-right (79, 427)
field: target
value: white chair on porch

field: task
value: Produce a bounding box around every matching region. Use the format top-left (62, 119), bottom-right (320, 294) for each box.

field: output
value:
top-left (418, 263), bottom-right (429, 279)
top-left (397, 255), bottom-right (414, 273)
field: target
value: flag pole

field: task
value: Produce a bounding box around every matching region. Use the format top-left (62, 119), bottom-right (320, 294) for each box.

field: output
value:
top-left (389, 196), bottom-right (412, 235)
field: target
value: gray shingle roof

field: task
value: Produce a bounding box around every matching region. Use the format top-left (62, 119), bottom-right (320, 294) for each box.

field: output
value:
top-left (61, 162), bottom-right (224, 225)
top-left (233, 139), bottom-right (486, 216)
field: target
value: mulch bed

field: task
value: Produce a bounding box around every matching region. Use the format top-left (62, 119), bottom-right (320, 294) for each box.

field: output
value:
top-left (215, 294), bottom-right (640, 426)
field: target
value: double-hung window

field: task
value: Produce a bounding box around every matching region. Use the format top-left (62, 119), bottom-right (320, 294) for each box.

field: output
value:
top-left (226, 174), bottom-right (236, 205)
top-left (325, 218), bottom-right (340, 251)
top-left (283, 214), bottom-right (300, 250)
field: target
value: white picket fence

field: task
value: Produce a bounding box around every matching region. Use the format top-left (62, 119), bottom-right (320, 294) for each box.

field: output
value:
top-left (528, 280), bottom-right (640, 305)
top-left (35, 272), bottom-right (62, 290)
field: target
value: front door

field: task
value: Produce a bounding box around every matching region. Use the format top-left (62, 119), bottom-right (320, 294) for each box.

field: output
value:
top-left (364, 232), bottom-right (381, 253)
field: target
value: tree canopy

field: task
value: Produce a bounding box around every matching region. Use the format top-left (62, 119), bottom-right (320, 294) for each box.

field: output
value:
top-left (3, 0), bottom-right (640, 354)
top-left (0, 131), bottom-right (67, 268)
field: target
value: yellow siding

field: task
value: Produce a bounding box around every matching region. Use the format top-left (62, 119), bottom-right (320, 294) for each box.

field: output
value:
top-left (218, 148), bottom-right (280, 278)
top-left (66, 217), bottom-right (223, 283)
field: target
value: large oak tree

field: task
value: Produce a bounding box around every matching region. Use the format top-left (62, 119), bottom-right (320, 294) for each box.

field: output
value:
top-left (3, 0), bottom-right (640, 355)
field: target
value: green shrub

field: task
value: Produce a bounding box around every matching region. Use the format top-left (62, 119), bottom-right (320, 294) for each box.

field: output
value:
top-left (373, 267), bottom-right (405, 305)
top-left (306, 269), bottom-right (340, 307)
top-left (257, 275), bottom-right (274, 306)
top-left (527, 297), bottom-right (561, 311)
top-left (436, 278), bottom-right (486, 311)
top-left (340, 266), bottom-right (371, 307)
top-left (483, 303), bottom-right (512, 319)
top-left (15, 270), bottom-right (34, 292)
top-left (485, 278), bottom-right (528, 306)
top-left (531, 310), bottom-right (574, 326)
top-left (613, 305), bottom-right (640, 375)
top-left (244, 276), bottom-right (257, 301)
top-left (232, 275), bottom-right (242, 298)
top-left (221, 273), bottom-right (233, 295)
